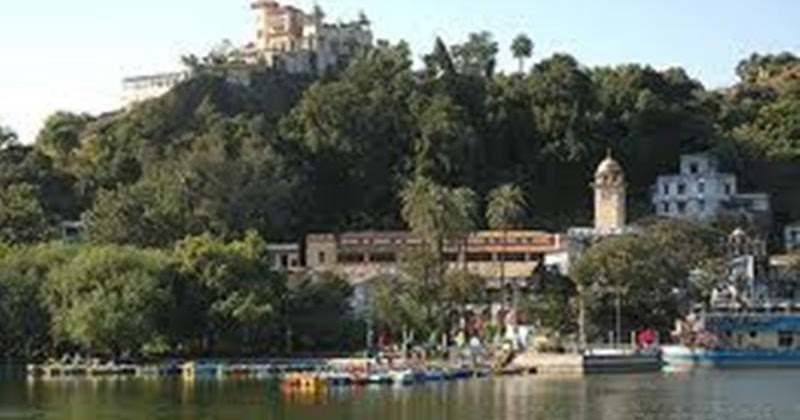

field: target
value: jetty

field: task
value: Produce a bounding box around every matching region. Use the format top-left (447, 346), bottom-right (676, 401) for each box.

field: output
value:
top-left (511, 348), bottom-right (663, 375)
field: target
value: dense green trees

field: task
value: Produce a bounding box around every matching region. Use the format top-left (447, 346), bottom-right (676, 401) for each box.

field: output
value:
top-left (284, 272), bottom-right (363, 353)
top-left (0, 234), bottom-right (357, 359)
top-left (45, 246), bottom-right (169, 356)
top-left (0, 243), bottom-right (76, 358)
top-left (571, 219), bottom-right (724, 341)
top-left (171, 232), bottom-right (283, 355)
top-left (0, 183), bottom-right (53, 243)
top-left (35, 112), bottom-right (94, 166)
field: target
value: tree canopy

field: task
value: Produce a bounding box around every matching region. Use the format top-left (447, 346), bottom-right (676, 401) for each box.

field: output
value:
top-left (0, 40), bottom-right (794, 247)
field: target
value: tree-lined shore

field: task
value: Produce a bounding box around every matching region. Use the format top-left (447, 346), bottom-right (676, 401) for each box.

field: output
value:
top-left (0, 233), bottom-right (362, 359)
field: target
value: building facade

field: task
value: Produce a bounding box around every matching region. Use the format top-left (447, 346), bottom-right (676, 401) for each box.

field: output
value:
top-left (304, 230), bottom-right (566, 286)
top-left (266, 243), bottom-right (302, 272)
top-left (245, 1), bottom-right (372, 75)
top-left (122, 72), bottom-right (190, 106)
top-left (652, 153), bottom-right (770, 221)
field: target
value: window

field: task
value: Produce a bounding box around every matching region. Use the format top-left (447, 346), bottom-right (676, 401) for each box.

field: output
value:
top-left (663, 184), bottom-right (670, 195)
top-left (280, 255), bottom-right (289, 268)
top-left (690, 163), bottom-right (699, 174)
top-left (662, 203), bottom-right (669, 213)
top-left (337, 253), bottom-right (364, 264)
top-left (677, 202), bottom-right (686, 213)
top-left (318, 252), bottom-right (326, 264)
top-left (698, 181), bottom-right (705, 194)
top-left (678, 183), bottom-right (686, 195)
top-left (370, 253), bottom-right (397, 263)
top-left (779, 332), bottom-right (794, 348)
top-left (749, 331), bottom-right (758, 339)
top-left (500, 253), bottom-right (527, 262)
top-left (724, 184), bottom-right (732, 195)
top-left (466, 252), bottom-right (493, 262)
top-left (698, 200), bottom-right (706, 212)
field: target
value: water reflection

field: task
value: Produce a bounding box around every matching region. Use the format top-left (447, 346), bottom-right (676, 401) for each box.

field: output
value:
top-left (2, 371), bottom-right (800, 419)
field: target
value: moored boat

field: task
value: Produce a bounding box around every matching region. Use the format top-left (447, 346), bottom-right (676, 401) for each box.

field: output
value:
top-left (663, 230), bottom-right (800, 370)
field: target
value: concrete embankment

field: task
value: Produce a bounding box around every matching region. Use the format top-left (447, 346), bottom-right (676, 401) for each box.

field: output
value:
top-left (511, 350), bottom-right (663, 375)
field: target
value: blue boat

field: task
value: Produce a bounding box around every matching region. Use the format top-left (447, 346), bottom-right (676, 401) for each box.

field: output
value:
top-left (663, 230), bottom-right (800, 370)
top-left (664, 345), bottom-right (800, 369)
top-left (421, 369), bottom-right (446, 382)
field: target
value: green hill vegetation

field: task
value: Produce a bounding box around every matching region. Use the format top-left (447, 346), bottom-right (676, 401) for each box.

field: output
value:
top-left (2, 39), bottom-right (799, 245)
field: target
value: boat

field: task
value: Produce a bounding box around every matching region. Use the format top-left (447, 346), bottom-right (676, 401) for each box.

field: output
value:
top-left (281, 372), bottom-right (326, 391)
top-left (366, 371), bottom-right (392, 385)
top-left (319, 371), bottom-right (352, 386)
top-left (389, 369), bottom-right (415, 386)
top-left (663, 230), bottom-right (800, 369)
top-left (421, 368), bottom-right (446, 382)
top-left (663, 309), bottom-right (800, 369)
top-left (583, 348), bottom-right (663, 373)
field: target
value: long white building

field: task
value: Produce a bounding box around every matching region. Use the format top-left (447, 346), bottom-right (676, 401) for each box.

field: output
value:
top-left (122, 71), bottom-right (189, 106)
top-left (652, 153), bottom-right (770, 221)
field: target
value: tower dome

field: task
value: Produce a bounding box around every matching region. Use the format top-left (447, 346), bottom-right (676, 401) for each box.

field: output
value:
top-left (595, 150), bottom-right (623, 177)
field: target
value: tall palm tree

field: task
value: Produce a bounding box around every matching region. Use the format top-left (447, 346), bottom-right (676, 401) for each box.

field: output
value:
top-left (486, 184), bottom-right (528, 309)
top-left (401, 177), bottom-right (477, 257)
top-left (449, 187), bottom-right (478, 270)
top-left (511, 34), bottom-right (534, 74)
top-left (400, 177), bottom-right (477, 334)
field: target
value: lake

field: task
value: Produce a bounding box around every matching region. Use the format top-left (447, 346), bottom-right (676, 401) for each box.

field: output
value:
top-left (1, 370), bottom-right (799, 419)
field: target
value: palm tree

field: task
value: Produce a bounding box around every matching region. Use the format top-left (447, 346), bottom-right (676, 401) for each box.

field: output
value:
top-left (486, 184), bottom-right (528, 309)
top-left (449, 187), bottom-right (478, 269)
top-left (401, 177), bottom-right (477, 256)
top-left (400, 177), bottom-right (477, 335)
top-left (511, 34), bottom-right (534, 74)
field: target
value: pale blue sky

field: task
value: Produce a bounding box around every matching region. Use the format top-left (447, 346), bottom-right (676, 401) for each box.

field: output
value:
top-left (1, 0), bottom-right (798, 143)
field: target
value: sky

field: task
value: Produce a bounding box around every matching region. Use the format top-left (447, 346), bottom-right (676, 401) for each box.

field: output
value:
top-left (1, 0), bottom-right (798, 143)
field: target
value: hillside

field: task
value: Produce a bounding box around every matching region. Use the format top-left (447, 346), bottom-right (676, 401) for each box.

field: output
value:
top-left (2, 37), bottom-right (799, 247)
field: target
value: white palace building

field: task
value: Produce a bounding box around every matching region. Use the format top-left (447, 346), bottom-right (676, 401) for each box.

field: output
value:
top-left (122, 1), bottom-right (372, 107)
top-left (651, 153), bottom-right (770, 221)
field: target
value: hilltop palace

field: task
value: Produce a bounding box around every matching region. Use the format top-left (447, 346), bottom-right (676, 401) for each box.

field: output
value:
top-left (122, 1), bottom-right (372, 106)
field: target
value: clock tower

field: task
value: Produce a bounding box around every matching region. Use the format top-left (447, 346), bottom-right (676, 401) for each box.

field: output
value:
top-left (593, 151), bottom-right (626, 231)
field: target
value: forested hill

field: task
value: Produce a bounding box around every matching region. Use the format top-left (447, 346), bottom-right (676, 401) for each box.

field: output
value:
top-left (2, 35), bottom-right (799, 247)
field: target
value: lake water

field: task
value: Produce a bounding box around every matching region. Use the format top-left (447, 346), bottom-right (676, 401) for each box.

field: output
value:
top-left (1, 370), bottom-right (799, 419)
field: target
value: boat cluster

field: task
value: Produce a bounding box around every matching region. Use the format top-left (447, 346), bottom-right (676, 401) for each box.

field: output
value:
top-left (281, 366), bottom-right (494, 391)
top-left (28, 359), bottom-right (325, 379)
top-left (26, 359), bottom-right (525, 389)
